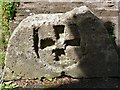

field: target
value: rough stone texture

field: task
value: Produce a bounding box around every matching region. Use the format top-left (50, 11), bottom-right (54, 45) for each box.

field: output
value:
top-left (4, 6), bottom-right (119, 80)
top-left (10, 1), bottom-right (119, 55)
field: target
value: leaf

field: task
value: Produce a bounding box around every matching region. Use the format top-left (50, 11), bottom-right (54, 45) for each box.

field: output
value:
top-left (4, 86), bottom-right (10, 89)
top-left (47, 78), bottom-right (53, 82)
top-left (4, 81), bottom-right (12, 85)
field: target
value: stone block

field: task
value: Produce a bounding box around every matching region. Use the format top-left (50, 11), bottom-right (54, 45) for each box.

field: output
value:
top-left (4, 6), bottom-right (119, 80)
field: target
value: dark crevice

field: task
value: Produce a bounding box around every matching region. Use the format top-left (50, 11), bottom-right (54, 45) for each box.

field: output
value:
top-left (54, 56), bottom-right (59, 61)
top-left (11, 71), bottom-right (14, 74)
top-left (52, 49), bottom-right (65, 56)
top-left (53, 25), bottom-right (65, 39)
top-left (40, 38), bottom-right (55, 49)
top-left (33, 27), bottom-right (40, 58)
top-left (61, 71), bottom-right (65, 76)
top-left (64, 38), bottom-right (80, 47)
top-left (52, 49), bottom-right (65, 61)
top-left (40, 77), bottom-right (46, 81)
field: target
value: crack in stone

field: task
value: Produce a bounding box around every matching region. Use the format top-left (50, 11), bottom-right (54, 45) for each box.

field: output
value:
top-left (33, 27), bottom-right (40, 58)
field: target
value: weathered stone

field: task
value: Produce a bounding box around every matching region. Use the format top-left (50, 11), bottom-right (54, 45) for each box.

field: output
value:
top-left (4, 6), bottom-right (119, 80)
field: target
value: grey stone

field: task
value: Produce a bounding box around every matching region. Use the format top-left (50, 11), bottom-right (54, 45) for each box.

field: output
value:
top-left (4, 6), bottom-right (119, 80)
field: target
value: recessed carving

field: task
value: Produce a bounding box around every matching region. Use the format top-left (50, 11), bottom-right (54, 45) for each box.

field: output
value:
top-left (33, 27), bottom-right (40, 58)
top-left (40, 38), bottom-right (55, 49)
top-left (52, 49), bottom-right (65, 61)
top-left (65, 38), bottom-right (80, 47)
top-left (53, 25), bottom-right (65, 39)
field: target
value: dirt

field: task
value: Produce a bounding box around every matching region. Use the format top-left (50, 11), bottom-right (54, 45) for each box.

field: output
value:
top-left (6, 76), bottom-right (80, 88)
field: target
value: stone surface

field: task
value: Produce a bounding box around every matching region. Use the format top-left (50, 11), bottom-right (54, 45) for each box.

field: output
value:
top-left (4, 6), bottom-right (119, 80)
top-left (10, 2), bottom-right (119, 51)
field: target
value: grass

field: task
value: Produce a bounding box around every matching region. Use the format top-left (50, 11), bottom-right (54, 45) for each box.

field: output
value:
top-left (0, 1), bottom-right (19, 90)
top-left (0, 1), bottom-right (10, 68)
top-left (0, 81), bottom-right (19, 90)
top-left (0, 1), bottom-right (4, 67)
top-left (0, 1), bottom-right (19, 68)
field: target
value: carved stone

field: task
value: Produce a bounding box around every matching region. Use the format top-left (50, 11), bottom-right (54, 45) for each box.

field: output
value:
top-left (4, 6), bottom-right (119, 80)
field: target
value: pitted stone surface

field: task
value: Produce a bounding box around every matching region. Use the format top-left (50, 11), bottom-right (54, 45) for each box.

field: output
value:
top-left (4, 6), bottom-right (118, 80)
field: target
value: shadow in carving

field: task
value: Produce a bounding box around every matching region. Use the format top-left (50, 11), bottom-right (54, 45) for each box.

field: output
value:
top-left (53, 25), bottom-right (65, 39)
top-left (40, 38), bottom-right (55, 49)
top-left (52, 49), bottom-right (65, 61)
top-left (33, 27), bottom-right (40, 58)
top-left (64, 38), bottom-right (80, 47)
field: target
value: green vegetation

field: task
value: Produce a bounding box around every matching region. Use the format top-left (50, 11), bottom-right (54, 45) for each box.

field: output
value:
top-left (0, 81), bottom-right (19, 90)
top-left (0, 1), bottom-right (10, 68)
top-left (0, 1), bottom-right (19, 68)
top-left (0, 1), bottom-right (19, 89)
top-left (3, 2), bottom-right (20, 20)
